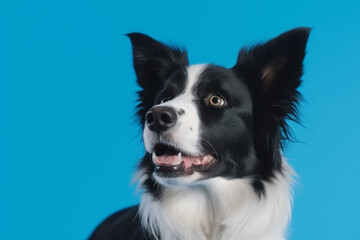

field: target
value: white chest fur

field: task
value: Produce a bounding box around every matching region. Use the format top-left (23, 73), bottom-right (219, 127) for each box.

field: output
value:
top-left (138, 164), bottom-right (293, 240)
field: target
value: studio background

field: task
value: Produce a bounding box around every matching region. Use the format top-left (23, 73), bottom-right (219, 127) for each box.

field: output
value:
top-left (1, 0), bottom-right (359, 239)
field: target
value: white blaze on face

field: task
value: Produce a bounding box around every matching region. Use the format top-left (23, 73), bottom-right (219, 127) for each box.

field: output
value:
top-left (143, 64), bottom-right (207, 155)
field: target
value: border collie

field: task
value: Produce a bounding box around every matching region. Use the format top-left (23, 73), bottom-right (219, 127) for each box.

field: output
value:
top-left (90, 27), bottom-right (310, 240)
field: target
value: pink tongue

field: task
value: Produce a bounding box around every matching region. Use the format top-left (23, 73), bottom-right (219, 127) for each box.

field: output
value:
top-left (153, 155), bottom-right (180, 166)
top-left (153, 154), bottom-right (213, 170)
top-left (153, 155), bottom-right (195, 170)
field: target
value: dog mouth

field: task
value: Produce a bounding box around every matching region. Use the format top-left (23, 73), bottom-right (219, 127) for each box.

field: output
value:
top-left (152, 143), bottom-right (216, 177)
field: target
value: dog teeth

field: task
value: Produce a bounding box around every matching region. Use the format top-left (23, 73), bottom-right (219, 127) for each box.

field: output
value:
top-left (152, 151), bottom-right (183, 166)
top-left (202, 156), bottom-right (209, 164)
top-left (177, 152), bottom-right (182, 164)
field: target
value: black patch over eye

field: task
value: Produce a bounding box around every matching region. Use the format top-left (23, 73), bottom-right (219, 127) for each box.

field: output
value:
top-left (207, 94), bottom-right (226, 107)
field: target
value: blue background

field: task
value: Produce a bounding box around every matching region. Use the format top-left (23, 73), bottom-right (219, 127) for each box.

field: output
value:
top-left (1, 0), bottom-right (360, 239)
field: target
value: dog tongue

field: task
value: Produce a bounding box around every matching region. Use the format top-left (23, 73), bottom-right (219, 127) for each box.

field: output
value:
top-left (153, 153), bottom-right (182, 166)
top-left (152, 152), bottom-right (213, 171)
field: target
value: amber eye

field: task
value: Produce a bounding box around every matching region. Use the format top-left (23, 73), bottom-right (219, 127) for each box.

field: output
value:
top-left (209, 94), bottom-right (226, 107)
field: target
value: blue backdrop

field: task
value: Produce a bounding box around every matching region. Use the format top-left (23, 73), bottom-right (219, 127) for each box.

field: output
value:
top-left (1, 0), bottom-right (360, 239)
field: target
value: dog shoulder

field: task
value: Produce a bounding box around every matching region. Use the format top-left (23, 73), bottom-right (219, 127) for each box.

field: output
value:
top-left (88, 205), bottom-right (152, 240)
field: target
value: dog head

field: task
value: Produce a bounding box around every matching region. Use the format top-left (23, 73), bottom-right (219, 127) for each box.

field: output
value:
top-left (127, 28), bottom-right (310, 191)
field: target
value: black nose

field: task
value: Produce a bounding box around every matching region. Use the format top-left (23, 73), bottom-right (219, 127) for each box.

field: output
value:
top-left (145, 106), bottom-right (177, 132)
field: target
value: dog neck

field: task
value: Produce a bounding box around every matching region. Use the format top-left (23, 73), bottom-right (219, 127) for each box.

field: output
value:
top-left (138, 162), bottom-right (294, 240)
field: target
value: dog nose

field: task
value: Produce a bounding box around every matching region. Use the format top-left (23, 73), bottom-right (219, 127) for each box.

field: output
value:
top-left (145, 106), bottom-right (177, 132)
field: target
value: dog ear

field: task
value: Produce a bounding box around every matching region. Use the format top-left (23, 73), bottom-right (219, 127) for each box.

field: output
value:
top-left (127, 33), bottom-right (189, 125)
top-left (232, 27), bottom-right (310, 167)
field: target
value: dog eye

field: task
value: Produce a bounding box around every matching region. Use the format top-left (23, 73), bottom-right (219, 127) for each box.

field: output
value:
top-left (209, 94), bottom-right (226, 107)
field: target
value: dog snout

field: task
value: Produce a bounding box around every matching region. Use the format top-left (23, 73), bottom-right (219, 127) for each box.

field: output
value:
top-left (145, 106), bottom-right (177, 133)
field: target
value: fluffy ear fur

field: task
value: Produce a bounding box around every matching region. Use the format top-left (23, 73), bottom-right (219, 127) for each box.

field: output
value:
top-left (126, 33), bottom-right (189, 125)
top-left (232, 27), bottom-right (311, 169)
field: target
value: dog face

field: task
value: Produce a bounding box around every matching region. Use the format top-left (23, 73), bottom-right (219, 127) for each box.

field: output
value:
top-left (142, 64), bottom-right (254, 186)
top-left (127, 28), bottom-right (310, 190)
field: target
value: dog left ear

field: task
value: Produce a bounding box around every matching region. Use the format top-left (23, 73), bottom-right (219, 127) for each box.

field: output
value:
top-left (232, 27), bottom-right (310, 166)
top-left (233, 27), bottom-right (310, 128)
top-left (233, 27), bottom-right (310, 99)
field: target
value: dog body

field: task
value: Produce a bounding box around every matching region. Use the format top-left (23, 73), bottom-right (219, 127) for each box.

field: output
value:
top-left (90, 28), bottom-right (310, 240)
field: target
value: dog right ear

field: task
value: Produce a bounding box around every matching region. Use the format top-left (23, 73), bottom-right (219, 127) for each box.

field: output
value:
top-left (126, 33), bottom-right (189, 125)
top-left (127, 33), bottom-right (189, 90)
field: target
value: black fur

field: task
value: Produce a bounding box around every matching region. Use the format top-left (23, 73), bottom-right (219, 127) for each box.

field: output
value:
top-left (90, 206), bottom-right (153, 240)
top-left (89, 28), bottom-right (310, 239)
top-left (126, 33), bottom-right (189, 126)
top-left (232, 28), bottom-right (310, 174)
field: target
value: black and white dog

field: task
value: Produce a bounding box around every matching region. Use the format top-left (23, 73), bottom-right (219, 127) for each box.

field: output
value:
top-left (90, 28), bottom-right (310, 240)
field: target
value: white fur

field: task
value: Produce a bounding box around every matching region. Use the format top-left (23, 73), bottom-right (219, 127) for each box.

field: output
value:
top-left (138, 162), bottom-right (294, 240)
top-left (143, 64), bottom-right (208, 185)
top-left (153, 171), bottom-right (204, 186)
top-left (139, 63), bottom-right (294, 239)
top-left (143, 64), bottom-right (206, 157)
